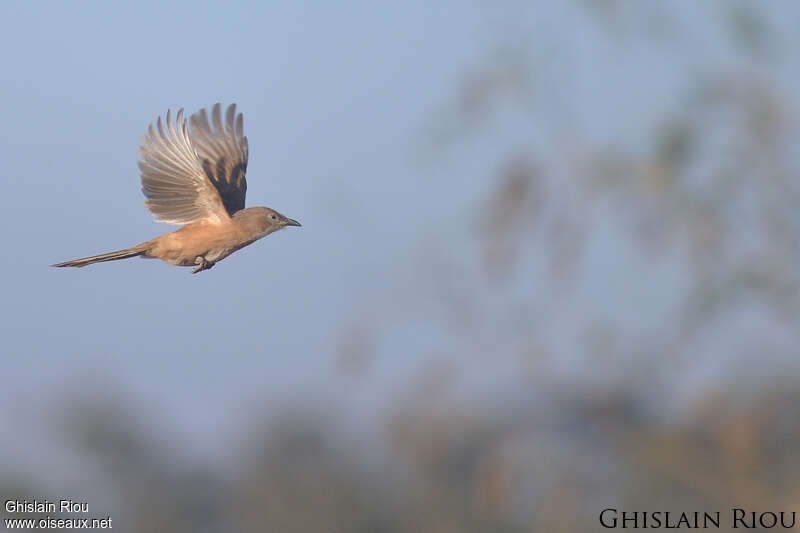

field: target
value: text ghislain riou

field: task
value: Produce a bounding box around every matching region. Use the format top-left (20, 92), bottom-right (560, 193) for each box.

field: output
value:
top-left (599, 508), bottom-right (797, 529)
top-left (6, 499), bottom-right (88, 514)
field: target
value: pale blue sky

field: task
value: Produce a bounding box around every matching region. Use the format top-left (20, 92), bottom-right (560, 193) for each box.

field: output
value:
top-left (0, 0), bottom-right (497, 465)
top-left (2, 1), bottom-right (799, 480)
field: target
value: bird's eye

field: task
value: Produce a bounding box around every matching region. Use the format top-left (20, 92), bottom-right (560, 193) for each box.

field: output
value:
top-left (270, 214), bottom-right (277, 220)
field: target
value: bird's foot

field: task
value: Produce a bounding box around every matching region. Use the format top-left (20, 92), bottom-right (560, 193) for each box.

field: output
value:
top-left (192, 256), bottom-right (215, 274)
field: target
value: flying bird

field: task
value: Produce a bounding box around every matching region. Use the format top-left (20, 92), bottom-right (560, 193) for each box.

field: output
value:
top-left (52, 103), bottom-right (300, 274)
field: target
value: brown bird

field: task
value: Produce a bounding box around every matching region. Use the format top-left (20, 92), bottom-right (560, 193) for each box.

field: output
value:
top-left (52, 103), bottom-right (300, 274)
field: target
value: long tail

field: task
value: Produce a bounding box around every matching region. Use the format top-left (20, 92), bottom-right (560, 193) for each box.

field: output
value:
top-left (51, 245), bottom-right (147, 268)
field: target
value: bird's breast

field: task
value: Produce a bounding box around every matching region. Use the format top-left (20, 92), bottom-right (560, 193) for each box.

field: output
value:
top-left (150, 220), bottom-right (250, 266)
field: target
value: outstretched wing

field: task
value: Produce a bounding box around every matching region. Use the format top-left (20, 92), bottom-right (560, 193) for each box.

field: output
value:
top-left (188, 103), bottom-right (249, 216)
top-left (138, 109), bottom-right (230, 225)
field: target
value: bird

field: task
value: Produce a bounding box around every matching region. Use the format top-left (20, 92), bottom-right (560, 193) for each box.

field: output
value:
top-left (52, 103), bottom-right (300, 274)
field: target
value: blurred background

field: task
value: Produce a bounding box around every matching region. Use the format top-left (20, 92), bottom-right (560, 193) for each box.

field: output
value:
top-left (2, 1), bottom-right (800, 531)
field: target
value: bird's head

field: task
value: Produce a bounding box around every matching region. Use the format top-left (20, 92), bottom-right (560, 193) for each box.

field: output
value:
top-left (233, 206), bottom-right (301, 238)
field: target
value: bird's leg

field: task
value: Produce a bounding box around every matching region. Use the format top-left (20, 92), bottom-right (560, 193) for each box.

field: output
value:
top-left (192, 256), bottom-right (215, 274)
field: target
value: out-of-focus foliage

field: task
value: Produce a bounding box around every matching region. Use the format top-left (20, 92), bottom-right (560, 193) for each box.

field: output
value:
top-left (7, 383), bottom-right (800, 531)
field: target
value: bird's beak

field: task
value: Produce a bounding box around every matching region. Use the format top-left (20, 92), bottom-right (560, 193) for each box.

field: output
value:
top-left (285, 218), bottom-right (302, 227)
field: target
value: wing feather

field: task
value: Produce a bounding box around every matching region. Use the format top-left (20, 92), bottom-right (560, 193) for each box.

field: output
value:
top-left (188, 103), bottom-right (249, 215)
top-left (139, 108), bottom-right (230, 225)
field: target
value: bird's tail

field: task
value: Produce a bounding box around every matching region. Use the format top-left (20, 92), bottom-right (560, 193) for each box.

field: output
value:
top-left (51, 244), bottom-right (148, 268)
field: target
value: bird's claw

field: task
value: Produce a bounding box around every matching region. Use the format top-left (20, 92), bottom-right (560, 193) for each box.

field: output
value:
top-left (192, 257), bottom-right (215, 274)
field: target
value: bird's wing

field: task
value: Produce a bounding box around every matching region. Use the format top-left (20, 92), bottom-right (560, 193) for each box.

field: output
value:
top-left (188, 103), bottom-right (249, 216)
top-left (138, 109), bottom-right (231, 225)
